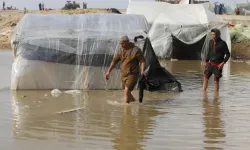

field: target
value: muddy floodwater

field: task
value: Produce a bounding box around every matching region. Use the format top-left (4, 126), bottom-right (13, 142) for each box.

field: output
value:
top-left (1, 51), bottom-right (250, 150)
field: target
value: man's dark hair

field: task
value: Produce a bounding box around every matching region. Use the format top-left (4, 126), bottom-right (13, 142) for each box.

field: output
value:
top-left (211, 28), bottom-right (221, 38)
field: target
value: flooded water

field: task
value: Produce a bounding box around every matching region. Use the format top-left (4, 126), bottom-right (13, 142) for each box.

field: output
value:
top-left (1, 51), bottom-right (250, 150)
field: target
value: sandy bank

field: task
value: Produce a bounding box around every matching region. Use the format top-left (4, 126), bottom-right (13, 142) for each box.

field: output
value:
top-left (0, 10), bottom-right (23, 49)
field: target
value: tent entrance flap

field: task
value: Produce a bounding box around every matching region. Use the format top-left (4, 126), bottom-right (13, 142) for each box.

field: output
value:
top-left (139, 38), bottom-right (182, 92)
top-left (171, 35), bottom-right (207, 60)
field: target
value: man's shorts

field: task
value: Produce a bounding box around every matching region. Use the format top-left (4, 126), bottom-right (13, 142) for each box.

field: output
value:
top-left (122, 75), bottom-right (138, 91)
top-left (204, 63), bottom-right (223, 81)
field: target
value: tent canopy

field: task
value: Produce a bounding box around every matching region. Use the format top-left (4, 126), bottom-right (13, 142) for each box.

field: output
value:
top-left (149, 4), bottom-right (225, 43)
top-left (126, 1), bottom-right (171, 28)
top-left (12, 14), bottom-right (149, 56)
top-left (127, 2), bottom-right (231, 59)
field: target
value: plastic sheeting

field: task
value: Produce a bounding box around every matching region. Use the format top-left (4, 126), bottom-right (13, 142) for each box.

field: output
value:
top-left (179, 0), bottom-right (215, 13)
top-left (126, 1), bottom-right (171, 29)
top-left (224, 3), bottom-right (237, 15)
top-left (127, 2), bottom-right (231, 60)
top-left (214, 3), bottom-right (226, 14)
top-left (202, 2), bottom-right (215, 13)
top-left (224, 3), bottom-right (250, 15)
top-left (237, 3), bottom-right (250, 15)
top-left (11, 14), bottom-right (182, 91)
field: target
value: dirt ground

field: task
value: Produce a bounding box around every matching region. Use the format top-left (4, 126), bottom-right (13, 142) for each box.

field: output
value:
top-left (0, 10), bottom-right (23, 49)
top-left (231, 41), bottom-right (250, 60)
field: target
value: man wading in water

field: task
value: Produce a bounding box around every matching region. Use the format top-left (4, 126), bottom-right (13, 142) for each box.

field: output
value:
top-left (203, 29), bottom-right (230, 92)
top-left (106, 36), bottom-right (145, 103)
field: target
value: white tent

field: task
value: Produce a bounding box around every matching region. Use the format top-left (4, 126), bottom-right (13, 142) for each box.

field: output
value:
top-left (179, 0), bottom-right (190, 4)
top-left (11, 14), bottom-right (148, 90)
top-left (127, 2), bottom-right (231, 60)
top-left (179, 0), bottom-right (215, 12)
top-left (126, 1), bottom-right (171, 29)
top-left (202, 2), bottom-right (215, 13)
top-left (11, 13), bottom-right (182, 91)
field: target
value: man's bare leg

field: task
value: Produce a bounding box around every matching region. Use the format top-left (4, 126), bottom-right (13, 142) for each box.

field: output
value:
top-left (203, 91), bottom-right (208, 101)
top-left (214, 81), bottom-right (219, 92)
top-left (124, 87), bottom-right (136, 103)
top-left (129, 92), bottom-right (136, 102)
top-left (214, 90), bottom-right (219, 101)
top-left (203, 77), bottom-right (209, 91)
top-left (124, 87), bottom-right (130, 103)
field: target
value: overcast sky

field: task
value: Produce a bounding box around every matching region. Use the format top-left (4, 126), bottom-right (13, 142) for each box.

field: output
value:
top-left (1, 0), bottom-right (249, 10)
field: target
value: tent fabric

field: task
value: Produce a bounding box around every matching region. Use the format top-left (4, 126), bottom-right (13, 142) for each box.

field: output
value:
top-left (224, 3), bottom-right (250, 15)
top-left (202, 2), bottom-right (215, 13)
top-left (237, 3), bottom-right (250, 15)
top-left (179, 0), bottom-right (215, 13)
top-left (11, 14), bottom-right (182, 91)
top-left (179, 0), bottom-right (190, 4)
top-left (126, 1), bottom-right (171, 29)
top-left (171, 35), bottom-right (207, 60)
top-left (127, 2), bottom-right (231, 60)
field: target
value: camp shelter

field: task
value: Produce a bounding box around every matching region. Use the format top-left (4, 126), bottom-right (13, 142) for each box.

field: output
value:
top-left (127, 2), bottom-right (231, 60)
top-left (179, 0), bottom-right (215, 12)
top-left (126, 1), bottom-right (171, 29)
top-left (11, 14), bottom-right (182, 91)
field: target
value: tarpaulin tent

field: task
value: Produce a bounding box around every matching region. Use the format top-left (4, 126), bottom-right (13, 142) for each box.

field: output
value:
top-left (179, 0), bottom-right (215, 13)
top-left (11, 14), bottom-right (182, 91)
top-left (127, 2), bottom-right (231, 60)
top-left (126, 1), bottom-right (171, 29)
top-left (237, 3), bottom-right (250, 15)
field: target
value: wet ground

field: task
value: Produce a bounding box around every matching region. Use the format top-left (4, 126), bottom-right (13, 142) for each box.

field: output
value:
top-left (1, 51), bottom-right (250, 150)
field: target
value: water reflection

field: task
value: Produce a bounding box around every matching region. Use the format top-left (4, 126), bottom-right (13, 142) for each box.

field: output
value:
top-left (11, 90), bottom-right (164, 149)
top-left (112, 105), bottom-right (160, 150)
top-left (202, 92), bottom-right (225, 150)
top-left (4, 56), bottom-right (250, 149)
top-left (12, 90), bottom-right (87, 141)
top-left (161, 60), bottom-right (202, 75)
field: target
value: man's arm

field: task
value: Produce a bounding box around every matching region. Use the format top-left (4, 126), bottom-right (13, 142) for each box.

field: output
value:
top-left (106, 50), bottom-right (120, 80)
top-left (223, 42), bottom-right (230, 63)
top-left (205, 41), bottom-right (211, 63)
top-left (218, 42), bottom-right (231, 70)
top-left (107, 61), bottom-right (117, 74)
top-left (203, 41), bottom-right (211, 68)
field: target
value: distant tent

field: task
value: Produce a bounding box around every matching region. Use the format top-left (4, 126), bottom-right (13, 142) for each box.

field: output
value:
top-left (11, 14), bottom-right (182, 91)
top-left (179, 0), bottom-right (215, 13)
top-left (127, 2), bottom-right (231, 60)
top-left (126, 1), bottom-right (171, 29)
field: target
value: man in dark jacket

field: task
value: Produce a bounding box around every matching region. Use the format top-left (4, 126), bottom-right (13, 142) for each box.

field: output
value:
top-left (203, 29), bottom-right (230, 92)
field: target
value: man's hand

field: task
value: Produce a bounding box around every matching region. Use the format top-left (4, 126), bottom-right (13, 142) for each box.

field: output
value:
top-left (203, 62), bottom-right (207, 68)
top-left (218, 62), bottom-right (225, 70)
top-left (106, 61), bottom-right (116, 80)
top-left (105, 71), bottom-right (110, 80)
top-left (141, 71), bottom-right (144, 76)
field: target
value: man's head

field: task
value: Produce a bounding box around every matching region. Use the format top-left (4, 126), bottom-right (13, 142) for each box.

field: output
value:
top-left (120, 36), bottom-right (130, 48)
top-left (211, 29), bottom-right (221, 40)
